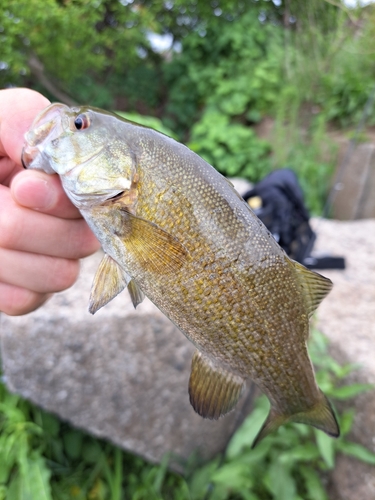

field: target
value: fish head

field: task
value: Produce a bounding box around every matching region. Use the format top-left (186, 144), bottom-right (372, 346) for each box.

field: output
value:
top-left (22, 103), bottom-right (136, 209)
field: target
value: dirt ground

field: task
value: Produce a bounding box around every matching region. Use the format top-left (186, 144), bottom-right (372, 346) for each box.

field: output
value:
top-left (311, 217), bottom-right (375, 500)
top-left (312, 217), bottom-right (375, 375)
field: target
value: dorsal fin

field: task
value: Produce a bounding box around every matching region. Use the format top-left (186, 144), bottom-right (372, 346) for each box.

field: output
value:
top-left (293, 260), bottom-right (333, 318)
top-left (189, 350), bottom-right (245, 420)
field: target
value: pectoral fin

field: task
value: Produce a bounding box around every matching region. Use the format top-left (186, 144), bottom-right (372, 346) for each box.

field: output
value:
top-left (128, 279), bottom-right (145, 309)
top-left (117, 210), bottom-right (188, 275)
top-left (293, 261), bottom-right (333, 318)
top-left (252, 391), bottom-right (340, 448)
top-left (189, 351), bottom-right (245, 420)
top-left (89, 254), bottom-right (130, 314)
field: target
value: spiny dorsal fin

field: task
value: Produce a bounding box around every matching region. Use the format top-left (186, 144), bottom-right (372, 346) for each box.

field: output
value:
top-left (189, 351), bottom-right (245, 420)
top-left (252, 390), bottom-right (340, 448)
top-left (128, 279), bottom-right (145, 309)
top-left (89, 254), bottom-right (130, 314)
top-left (293, 260), bottom-right (333, 317)
top-left (117, 210), bottom-right (189, 275)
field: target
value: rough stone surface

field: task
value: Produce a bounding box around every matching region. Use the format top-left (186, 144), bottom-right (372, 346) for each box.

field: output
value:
top-left (311, 217), bottom-right (375, 500)
top-left (0, 251), bottom-right (254, 468)
top-left (331, 143), bottom-right (375, 220)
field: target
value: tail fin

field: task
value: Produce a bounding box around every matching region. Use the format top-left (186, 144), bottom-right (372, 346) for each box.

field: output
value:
top-left (252, 392), bottom-right (340, 448)
top-left (252, 407), bottom-right (289, 448)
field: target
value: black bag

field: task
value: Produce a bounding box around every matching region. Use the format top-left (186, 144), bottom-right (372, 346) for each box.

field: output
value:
top-left (242, 169), bottom-right (345, 269)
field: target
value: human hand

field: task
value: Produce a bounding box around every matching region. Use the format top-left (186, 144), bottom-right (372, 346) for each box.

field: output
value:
top-left (0, 88), bottom-right (100, 315)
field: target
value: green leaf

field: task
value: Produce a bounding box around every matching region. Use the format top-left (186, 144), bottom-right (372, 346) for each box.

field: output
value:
top-left (63, 429), bottom-right (83, 460)
top-left (0, 485), bottom-right (6, 500)
top-left (337, 441), bottom-right (375, 464)
top-left (0, 435), bottom-right (12, 483)
top-left (7, 470), bottom-right (24, 500)
top-left (339, 409), bottom-right (355, 436)
top-left (226, 396), bottom-right (269, 459)
top-left (188, 458), bottom-right (221, 500)
top-left (299, 465), bottom-right (328, 500)
top-left (279, 443), bottom-right (320, 465)
top-left (40, 412), bottom-right (60, 437)
top-left (315, 430), bottom-right (335, 469)
top-left (82, 439), bottom-right (103, 464)
top-left (211, 461), bottom-right (254, 491)
top-left (328, 384), bottom-right (374, 400)
top-left (331, 363), bottom-right (360, 379)
top-left (23, 454), bottom-right (53, 500)
top-left (264, 460), bottom-right (296, 500)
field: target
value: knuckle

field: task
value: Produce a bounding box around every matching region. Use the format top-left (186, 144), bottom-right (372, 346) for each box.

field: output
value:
top-left (80, 230), bottom-right (100, 258)
top-left (65, 220), bottom-right (96, 259)
top-left (0, 286), bottom-right (48, 316)
top-left (51, 258), bottom-right (80, 291)
top-left (0, 205), bottom-right (20, 249)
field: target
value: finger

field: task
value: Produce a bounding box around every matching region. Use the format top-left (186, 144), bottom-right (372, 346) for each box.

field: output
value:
top-left (0, 88), bottom-right (50, 164)
top-left (0, 186), bottom-right (100, 259)
top-left (0, 156), bottom-right (22, 186)
top-left (0, 248), bottom-right (80, 294)
top-left (0, 282), bottom-right (51, 316)
top-left (11, 169), bottom-right (82, 219)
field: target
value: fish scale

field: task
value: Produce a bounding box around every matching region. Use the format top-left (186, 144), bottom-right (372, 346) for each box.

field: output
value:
top-left (22, 103), bottom-right (340, 445)
top-left (134, 147), bottom-right (316, 396)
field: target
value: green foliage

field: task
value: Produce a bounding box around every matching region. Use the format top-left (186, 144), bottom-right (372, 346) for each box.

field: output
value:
top-left (164, 8), bottom-right (284, 132)
top-left (265, 1), bottom-right (375, 129)
top-left (0, 381), bottom-right (188, 499)
top-left (0, 0), bottom-right (163, 111)
top-left (188, 108), bottom-right (271, 180)
top-left (272, 109), bottom-right (338, 214)
top-left (0, 385), bottom-right (53, 499)
top-left (185, 329), bottom-right (375, 500)
top-left (164, 8), bottom-right (281, 181)
top-left (115, 111), bottom-right (177, 139)
top-left (2, 0), bottom-right (375, 215)
top-left (1, 330), bottom-right (375, 499)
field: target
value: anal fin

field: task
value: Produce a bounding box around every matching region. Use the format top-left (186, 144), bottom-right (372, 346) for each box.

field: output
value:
top-left (89, 254), bottom-right (130, 314)
top-left (189, 351), bottom-right (245, 420)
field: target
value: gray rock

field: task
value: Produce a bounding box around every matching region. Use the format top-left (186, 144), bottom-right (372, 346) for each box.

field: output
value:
top-left (0, 251), bottom-right (254, 467)
top-left (331, 143), bottom-right (375, 220)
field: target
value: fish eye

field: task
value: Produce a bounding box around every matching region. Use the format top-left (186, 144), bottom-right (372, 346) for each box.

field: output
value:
top-left (74, 114), bottom-right (90, 131)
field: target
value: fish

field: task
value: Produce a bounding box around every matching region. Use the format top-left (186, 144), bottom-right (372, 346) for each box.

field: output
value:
top-left (22, 103), bottom-right (340, 445)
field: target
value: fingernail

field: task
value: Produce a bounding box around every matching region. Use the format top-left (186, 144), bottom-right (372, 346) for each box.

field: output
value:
top-left (13, 175), bottom-right (57, 210)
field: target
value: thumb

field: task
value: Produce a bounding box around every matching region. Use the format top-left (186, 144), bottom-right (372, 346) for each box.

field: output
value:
top-left (0, 88), bottom-right (50, 164)
top-left (11, 169), bottom-right (83, 219)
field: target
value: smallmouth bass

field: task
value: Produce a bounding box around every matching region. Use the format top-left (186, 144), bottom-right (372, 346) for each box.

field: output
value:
top-left (22, 103), bottom-right (339, 445)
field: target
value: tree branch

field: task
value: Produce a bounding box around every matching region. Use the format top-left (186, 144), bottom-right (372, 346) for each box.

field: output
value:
top-left (28, 54), bottom-right (78, 107)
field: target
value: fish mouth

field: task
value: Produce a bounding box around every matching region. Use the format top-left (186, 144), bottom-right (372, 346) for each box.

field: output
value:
top-left (21, 103), bottom-right (69, 172)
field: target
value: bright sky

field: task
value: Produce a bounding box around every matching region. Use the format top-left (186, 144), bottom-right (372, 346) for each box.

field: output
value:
top-left (344, 0), bottom-right (375, 5)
